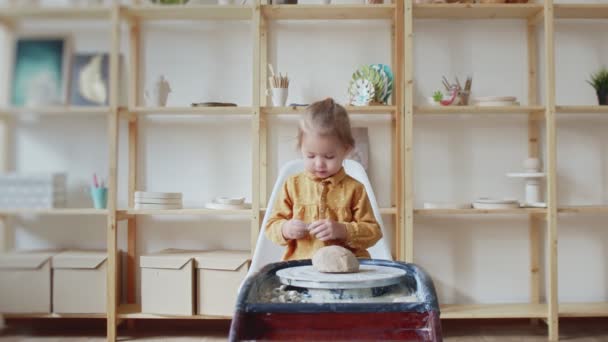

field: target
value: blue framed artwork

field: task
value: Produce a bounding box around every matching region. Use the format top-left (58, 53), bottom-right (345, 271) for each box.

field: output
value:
top-left (11, 36), bottom-right (70, 107)
top-left (70, 53), bottom-right (110, 106)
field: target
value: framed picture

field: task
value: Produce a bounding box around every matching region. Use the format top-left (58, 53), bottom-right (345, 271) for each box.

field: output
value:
top-left (70, 53), bottom-right (109, 106)
top-left (10, 36), bottom-right (71, 107)
top-left (347, 127), bottom-right (370, 171)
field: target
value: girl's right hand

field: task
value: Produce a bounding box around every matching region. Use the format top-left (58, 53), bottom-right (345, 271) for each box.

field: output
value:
top-left (281, 219), bottom-right (309, 240)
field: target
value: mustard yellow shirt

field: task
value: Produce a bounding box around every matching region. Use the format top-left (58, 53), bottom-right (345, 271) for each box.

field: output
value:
top-left (265, 167), bottom-right (382, 261)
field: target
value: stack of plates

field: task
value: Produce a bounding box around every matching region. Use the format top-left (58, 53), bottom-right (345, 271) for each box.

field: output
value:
top-left (472, 198), bottom-right (519, 209)
top-left (472, 96), bottom-right (519, 107)
top-left (134, 191), bottom-right (182, 210)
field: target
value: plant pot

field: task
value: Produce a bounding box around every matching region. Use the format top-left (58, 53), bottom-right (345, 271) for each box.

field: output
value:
top-left (597, 89), bottom-right (608, 105)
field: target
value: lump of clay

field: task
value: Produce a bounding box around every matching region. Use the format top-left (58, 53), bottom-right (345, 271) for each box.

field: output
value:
top-left (312, 246), bottom-right (359, 273)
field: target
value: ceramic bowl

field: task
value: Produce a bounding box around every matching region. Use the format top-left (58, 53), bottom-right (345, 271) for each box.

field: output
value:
top-left (215, 196), bottom-right (245, 205)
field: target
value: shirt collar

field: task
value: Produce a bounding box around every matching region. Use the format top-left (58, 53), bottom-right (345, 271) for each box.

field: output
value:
top-left (305, 167), bottom-right (347, 186)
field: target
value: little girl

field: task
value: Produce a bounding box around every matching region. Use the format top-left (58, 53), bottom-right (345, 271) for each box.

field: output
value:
top-left (265, 98), bottom-right (382, 261)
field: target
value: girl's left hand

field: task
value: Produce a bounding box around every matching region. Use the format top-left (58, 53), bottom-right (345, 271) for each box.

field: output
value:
top-left (308, 219), bottom-right (347, 241)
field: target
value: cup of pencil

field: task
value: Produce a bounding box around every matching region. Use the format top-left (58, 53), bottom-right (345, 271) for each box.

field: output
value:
top-left (268, 64), bottom-right (289, 107)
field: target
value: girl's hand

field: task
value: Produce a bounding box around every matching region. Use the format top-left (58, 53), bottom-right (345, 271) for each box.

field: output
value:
top-left (308, 219), bottom-right (347, 242)
top-left (281, 219), bottom-right (309, 240)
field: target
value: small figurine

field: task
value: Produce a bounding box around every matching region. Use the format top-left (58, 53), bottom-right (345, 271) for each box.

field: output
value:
top-left (146, 75), bottom-right (171, 107)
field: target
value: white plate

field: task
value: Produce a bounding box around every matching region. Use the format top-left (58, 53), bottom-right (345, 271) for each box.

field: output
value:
top-left (215, 196), bottom-right (245, 205)
top-left (474, 96), bottom-right (517, 102)
top-left (473, 202), bottom-right (520, 209)
top-left (134, 191), bottom-right (182, 199)
top-left (474, 101), bottom-right (520, 107)
top-left (423, 202), bottom-right (471, 209)
top-left (134, 198), bottom-right (182, 205)
top-left (204, 202), bottom-right (251, 210)
top-left (506, 172), bottom-right (546, 178)
top-left (134, 203), bottom-right (182, 210)
top-left (276, 265), bottom-right (406, 289)
top-left (474, 198), bottom-right (518, 204)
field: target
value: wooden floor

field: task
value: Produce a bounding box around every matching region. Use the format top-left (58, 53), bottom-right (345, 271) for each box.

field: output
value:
top-left (0, 318), bottom-right (607, 341)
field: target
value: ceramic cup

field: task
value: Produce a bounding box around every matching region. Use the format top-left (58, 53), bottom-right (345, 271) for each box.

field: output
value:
top-left (91, 186), bottom-right (108, 209)
top-left (271, 87), bottom-right (288, 107)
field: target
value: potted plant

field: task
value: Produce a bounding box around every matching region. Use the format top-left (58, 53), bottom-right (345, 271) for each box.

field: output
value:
top-left (587, 68), bottom-right (608, 105)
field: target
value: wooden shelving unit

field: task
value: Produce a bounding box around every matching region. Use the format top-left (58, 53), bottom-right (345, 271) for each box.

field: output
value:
top-left (410, 0), bottom-right (559, 339)
top-left (1, 1), bottom-right (607, 341)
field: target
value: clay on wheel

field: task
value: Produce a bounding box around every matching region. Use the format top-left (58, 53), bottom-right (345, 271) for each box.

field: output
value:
top-left (312, 246), bottom-right (359, 273)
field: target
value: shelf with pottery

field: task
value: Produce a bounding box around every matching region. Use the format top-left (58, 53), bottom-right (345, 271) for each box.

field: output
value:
top-left (413, 3), bottom-right (543, 20)
top-left (0, 6), bottom-right (111, 21)
top-left (0, 106), bottom-right (111, 116)
top-left (117, 304), bottom-right (231, 319)
top-left (0, 208), bottom-right (108, 216)
top-left (557, 205), bottom-right (608, 214)
top-left (414, 207), bottom-right (547, 215)
top-left (3, 312), bottom-right (106, 319)
top-left (556, 106), bottom-right (608, 114)
top-left (554, 3), bottom-right (608, 19)
top-left (414, 105), bottom-right (545, 115)
top-left (124, 106), bottom-right (254, 115)
top-left (262, 105), bottom-right (397, 115)
top-left (558, 303), bottom-right (608, 318)
top-left (119, 208), bottom-right (251, 216)
top-left (122, 4), bottom-right (253, 21)
top-left (440, 303), bottom-right (548, 319)
top-left (261, 3), bottom-right (396, 20)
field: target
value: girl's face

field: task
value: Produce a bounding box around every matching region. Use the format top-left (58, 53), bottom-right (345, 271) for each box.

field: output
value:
top-left (300, 132), bottom-right (351, 179)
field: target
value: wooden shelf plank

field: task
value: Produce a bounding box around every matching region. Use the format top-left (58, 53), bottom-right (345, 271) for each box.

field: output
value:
top-left (0, 208), bottom-right (108, 216)
top-left (0, 6), bottom-right (111, 21)
top-left (3, 312), bottom-right (106, 319)
top-left (555, 4), bottom-right (608, 19)
top-left (440, 303), bottom-right (547, 319)
top-left (558, 206), bottom-right (608, 214)
top-left (262, 105), bottom-right (396, 115)
top-left (559, 303), bottom-right (608, 318)
top-left (124, 5), bottom-right (253, 21)
top-left (127, 107), bottom-right (253, 115)
top-left (0, 106), bottom-right (110, 116)
top-left (414, 4), bottom-right (543, 20)
top-left (120, 208), bottom-right (251, 216)
top-left (415, 208), bottom-right (547, 215)
top-left (118, 304), bottom-right (231, 319)
top-left (261, 4), bottom-right (395, 20)
top-left (556, 106), bottom-right (608, 114)
top-left (415, 105), bottom-right (544, 115)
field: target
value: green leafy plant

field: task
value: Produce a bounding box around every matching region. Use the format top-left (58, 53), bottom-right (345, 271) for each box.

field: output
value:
top-left (432, 90), bottom-right (443, 103)
top-left (588, 68), bottom-right (608, 105)
top-left (587, 68), bottom-right (608, 92)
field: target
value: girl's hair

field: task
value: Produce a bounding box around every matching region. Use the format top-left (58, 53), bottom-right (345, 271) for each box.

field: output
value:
top-left (297, 98), bottom-right (355, 149)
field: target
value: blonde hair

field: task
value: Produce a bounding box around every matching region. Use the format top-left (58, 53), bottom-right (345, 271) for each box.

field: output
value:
top-left (297, 98), bottom-right (355, 149)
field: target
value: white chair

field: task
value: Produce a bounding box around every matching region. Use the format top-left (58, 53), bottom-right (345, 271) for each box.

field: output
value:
top-left (247, 159), bottom-right (393, 277)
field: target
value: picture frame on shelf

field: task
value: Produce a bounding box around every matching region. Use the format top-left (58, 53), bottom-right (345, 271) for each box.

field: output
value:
top-left (347, 127), bottom-right (370, 171)
top-left (70, 53), bottom-right (110, 106)
top-left (10, 35), bottom-right (72, 108)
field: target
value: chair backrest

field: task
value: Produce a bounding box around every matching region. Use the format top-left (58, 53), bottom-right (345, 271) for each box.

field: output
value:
top-left (248, 159), bottom-right (393, 276)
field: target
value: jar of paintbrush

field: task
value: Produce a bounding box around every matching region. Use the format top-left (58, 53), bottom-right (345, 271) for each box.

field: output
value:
top-left (268, 64), bottom-right (289, 107)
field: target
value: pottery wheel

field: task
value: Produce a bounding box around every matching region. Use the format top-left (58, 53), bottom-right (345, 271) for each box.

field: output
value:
top-left (276, 265), bottom-right (406, 289)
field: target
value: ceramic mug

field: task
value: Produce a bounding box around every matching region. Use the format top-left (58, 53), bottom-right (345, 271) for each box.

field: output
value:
top-left (271, 87), bottom-right (288, 107)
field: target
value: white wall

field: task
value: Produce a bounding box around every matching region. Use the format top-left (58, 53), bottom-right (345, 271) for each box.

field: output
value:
top-left (3, 0), bottom-right (608, 305)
